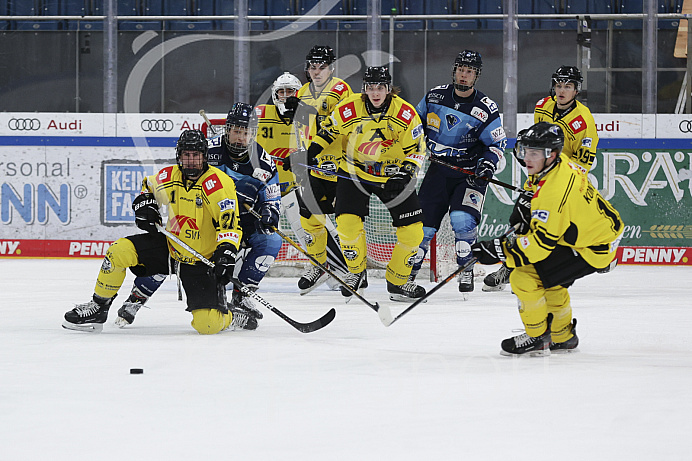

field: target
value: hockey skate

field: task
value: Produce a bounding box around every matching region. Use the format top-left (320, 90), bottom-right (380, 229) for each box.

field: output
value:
top-left (62, 295), bottom-right (115, 332)
top-left (114, 292), bottom-right (148, 327)
top-left (227, 308), bottom-right (258, 331)
top-left (482, 264), bottom-right (512, 292)
top-left (500, 314), bottom-right (553, 357)
top-left (230, 286), bottom-right (263, 320)
top-left (298, 264), bottom-right (329, 295)
top-left (458, 269), bottom-right (474, 301)
top-left (387, 280), bottom-right (427, 302)
top-left (550, 318), bottom-right (579, 353)
top-left (340, 270), bottom-right (367, 303)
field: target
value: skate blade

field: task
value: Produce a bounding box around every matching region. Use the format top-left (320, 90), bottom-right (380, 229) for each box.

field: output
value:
top-left (114, 317), bottom-right (131, 328)
top-left (549, 347), bottom-right (579, 355)
top-left (388, 293), bottom-right (427, 303)
top-left (459, 292), bottom-right (470, 301)
top-left (482, 284), bottom-right (506, 292)
top-left (62, 320), bottom-right (103, 333)
top-left (342, 287), bottom-right (364, 304)
top-left (298, 273), bottom-right (330, 296)
top-left (500, 348), bottom-right (551, 357)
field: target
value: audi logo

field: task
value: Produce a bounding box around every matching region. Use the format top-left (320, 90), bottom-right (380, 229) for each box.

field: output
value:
top-left (8, 118), bottom-right (41, 131)
top-left (140, 119), bottom-right (174, 132)
top-left (679, 120), bottom-right (692, 133)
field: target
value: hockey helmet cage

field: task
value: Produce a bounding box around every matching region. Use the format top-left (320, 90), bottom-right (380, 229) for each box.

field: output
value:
top-left (452, 50), bottom-right (482, 91)
top-left (176, 129), bottom-right (209, 179)
top-left (514, 122), bottom-right (564, 163)
top-left (272, 72), bottom-right (302, 115)
top-left (225, 102), bottom-right (254, 159)
top-left (305, 45), bottom-right (336, 81)
top-left (551, 65), bottom-right (583, 95)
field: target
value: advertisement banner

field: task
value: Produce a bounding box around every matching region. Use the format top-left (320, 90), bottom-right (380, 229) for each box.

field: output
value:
top-left (1, 113), bottom-right (691, 265)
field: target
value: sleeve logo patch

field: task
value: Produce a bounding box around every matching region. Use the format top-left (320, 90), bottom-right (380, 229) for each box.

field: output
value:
top-left (333, 83), bottom-right (347, 95)
top-left (461, 188), bottom-right (485, 212)
top-left (339, 102), bottom-right (357, 122)
top-left (252, 168), bottom-right (272, 183)
top-left (396, 105), bottom-right (415, 124)
top-left (490, 126), bottom-right (506, 142)
top-left (531, 209), bottom-right (550, 223)
top-left (412, 124), bottom-right (424, 139)
top-left (202, 173), bottom-right (223, 195)
top-left (570, 115), bottom-right (587, 133)
top-left (158, 166), bottom-right (173, 183)
top-left (535, 97), bottom-right (549, 108)
top-left (471, 107), bottom-right (488, 123)
top-left (217, 198), bottom-right (236, 212)
top-left (481, 96), bottom-right (498, 113)
top-left (520, 237), bottom-right (531, 248)
top-left (217, 231), bottom-right (240, 243)
top-left (255, 106), bottom-right (266, 118)
top-left (581, 137), bottom-right (592, 148)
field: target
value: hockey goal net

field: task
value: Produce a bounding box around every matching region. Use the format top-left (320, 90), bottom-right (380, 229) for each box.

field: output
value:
top-left (202, 120), bottom-right (457, 281)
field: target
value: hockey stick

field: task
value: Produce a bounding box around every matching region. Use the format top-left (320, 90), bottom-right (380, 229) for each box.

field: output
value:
top-left (155, 224), bottom-right (336, 333)
top-left (383, 225), bottom-right (519, 327)
top-left (429, 156), bottom-right (529, 195)
top-left (244, 204), bottom-right (393, 325)
top-left (299, 163), bottom-right (385, 189)
top-left (199, 109), bottom-right (223, 138)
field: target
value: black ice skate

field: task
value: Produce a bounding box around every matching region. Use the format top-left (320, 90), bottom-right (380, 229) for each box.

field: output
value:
top-left (228, 308), bottom-right (259, 331)
top-left (482, 263), bottom-right (512, 292)
top-left (230, 286), bottom-right (263, 320)
top-left (62, 294), bottom-right (115, 332)
top-left (550, 318), bottom-right (579, 353)
top-left (298, 264), bottom-right (329, 295)
top-left (458, 269), bottom-right (474, 300)
top-left (340, 270), bottom-right (367, 303)
top-left (114, 292), bottom-right (148, 327)
top-left (500, 314), bottom-right (553, 357)
top-left (387, 280), bottom-right (427, 302)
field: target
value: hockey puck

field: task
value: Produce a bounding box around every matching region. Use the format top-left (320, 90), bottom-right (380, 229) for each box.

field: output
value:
top-left (129, 368), bottom-right (144, 375)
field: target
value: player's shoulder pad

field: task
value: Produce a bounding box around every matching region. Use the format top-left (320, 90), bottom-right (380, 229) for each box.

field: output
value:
top-left (476, 91), bottom-right (499, 115)
top-left (330, 79), bottom-right (351, 96)
top-left (392, 97), bottom-right (419, 125)
top-left (535, 96), bottom-right (552, 109)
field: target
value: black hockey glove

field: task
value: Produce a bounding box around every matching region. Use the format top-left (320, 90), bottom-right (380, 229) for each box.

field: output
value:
top-left (471, 238), bottom-right (507, 265)
top-left (256, 202), bottom-right (280, 235)
top-left (306, 142), bottom-right (322, 167)
top-left (235, 177), bottom-right (262, 209)
top-left (509, 191), bottom-right (533, 234)
top-left (467, 158), bottom-right (497, 188)
top-left (132, 193), bottom-right (161, 233)
top-left (211, 243), bottom-right (237, 285)
top-left (288, 97), bottom-right (318, 125)
top-left (383, 161), bottom-right (417, 201)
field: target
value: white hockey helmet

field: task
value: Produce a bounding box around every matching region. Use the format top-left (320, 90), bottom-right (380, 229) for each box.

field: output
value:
top-left (272, 72), bottom-right (302, 115)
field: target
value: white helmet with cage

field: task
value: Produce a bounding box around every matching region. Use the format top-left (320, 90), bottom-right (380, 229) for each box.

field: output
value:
top-left (272, 72), bottom-right (302, 115)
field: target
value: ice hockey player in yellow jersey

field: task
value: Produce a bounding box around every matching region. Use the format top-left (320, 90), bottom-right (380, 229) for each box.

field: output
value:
top-left (63, 130), bottom-right (255, 335)
top-left (282, 46), bottom-right (353, 294)
top-left (534, 66), bottom-right (599, 172)
top-left (484, 65), bottom-right (601, 293)
top-left (472, 122), bottom-right (623, 356)
top-left (306, 66), bottom-right (427, 302)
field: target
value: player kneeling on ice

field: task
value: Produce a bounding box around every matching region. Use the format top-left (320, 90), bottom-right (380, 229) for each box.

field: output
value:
top-left (305, 66), bottom-right (427, 302)
top-left (471, 122), bottom-right (623, 356)
top-left (114, 104), bottom-right (283, 327)
top-left (63, 130), bottom-right (258, 334)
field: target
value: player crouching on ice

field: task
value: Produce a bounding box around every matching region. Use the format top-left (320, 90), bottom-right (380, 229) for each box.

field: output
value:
top-left (63, 130), bottom-right (259, 334)
top-left (471, 122), bottom-right (623, 356)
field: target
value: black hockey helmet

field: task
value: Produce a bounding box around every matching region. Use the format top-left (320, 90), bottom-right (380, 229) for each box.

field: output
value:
top-left (225, 102), bottom-right (254, 159)
top-left (362, 66), bottom-right (392, 91)
top-left (452, 50), bottom-right (482, 91)
top-left (305, 45), bottom-right (336, 81)
top-left (550, 65), bottom-right (583, 95)
top-left (176, 129), bottom-right (209, 179)
top-left (514, 122), bottom-right (564, 165)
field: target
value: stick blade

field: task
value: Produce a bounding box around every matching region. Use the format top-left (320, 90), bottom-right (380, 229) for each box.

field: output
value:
top-left (291, 307), bottom-right (337, 333)
top-left (377, 303), bottom-right (394, 327)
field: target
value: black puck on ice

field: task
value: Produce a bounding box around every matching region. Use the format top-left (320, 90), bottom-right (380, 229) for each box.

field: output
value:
top-left (130, 368), bottom-right (144, 374)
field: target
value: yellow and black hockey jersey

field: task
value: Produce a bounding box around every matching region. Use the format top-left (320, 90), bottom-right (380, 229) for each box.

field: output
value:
top-left (255, 104), bottom-right (299, 197)
top-left (312, 93), bottom-right (426, 184)
top-left (144, 165), bottom-right (242, 265)
top-left (503, 154), bottom-right (623, 270)
top-left (534, 97), bottom-right (599, 171)
top-left (296, 77), bottom-right (352, 181)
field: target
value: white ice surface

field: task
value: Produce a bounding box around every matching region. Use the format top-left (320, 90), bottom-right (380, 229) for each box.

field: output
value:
top-left (1, 260), bottom-right (691, 460)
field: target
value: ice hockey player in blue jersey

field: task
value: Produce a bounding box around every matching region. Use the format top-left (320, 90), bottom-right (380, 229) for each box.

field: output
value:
top-left (114, 103), bottom-right (281, 326)
top-left (410, 50), bottom-right (507, 300)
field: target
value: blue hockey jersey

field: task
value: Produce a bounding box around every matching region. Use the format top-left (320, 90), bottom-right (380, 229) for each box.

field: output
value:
top-left (207, 140), bottom-right (281, 227)
top-left (416, 85), bottom-right (507, 170)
